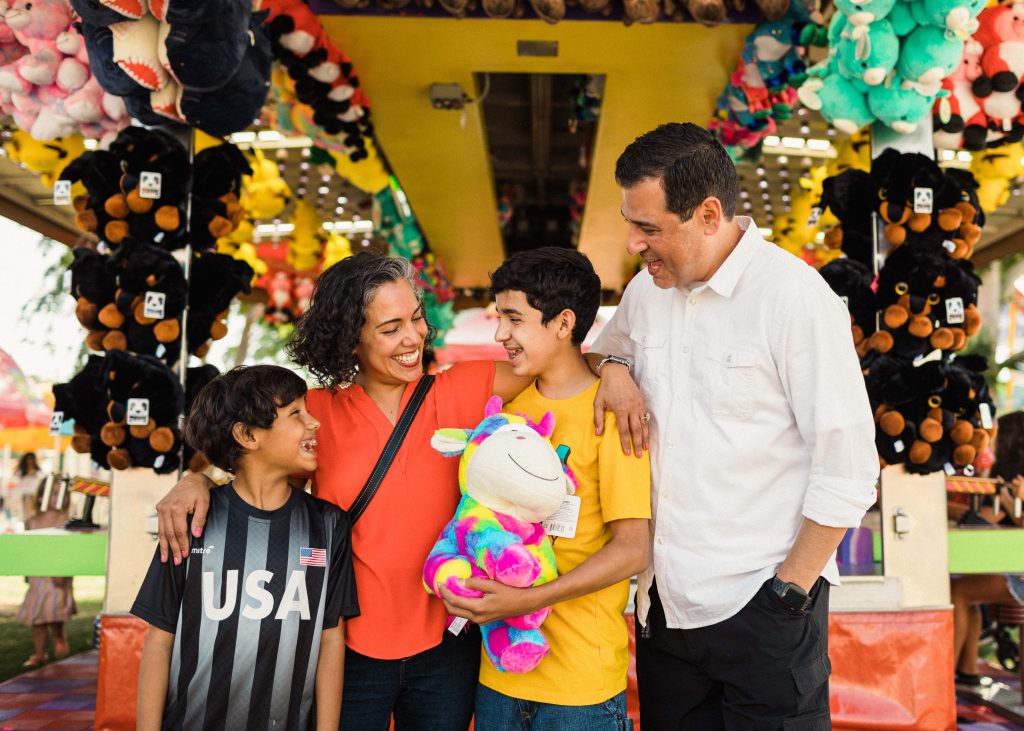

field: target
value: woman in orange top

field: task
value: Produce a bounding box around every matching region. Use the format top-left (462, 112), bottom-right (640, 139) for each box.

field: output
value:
top-left (156, 253), bottom-right (643, 729)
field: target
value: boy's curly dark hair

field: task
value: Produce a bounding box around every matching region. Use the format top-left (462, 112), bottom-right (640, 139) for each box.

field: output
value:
top-left (184, 365), bottom-right (307, 473)
top-left (489, 247), bottom-right (601, 345)
top-left (288, 252), bottom-right (436, 390)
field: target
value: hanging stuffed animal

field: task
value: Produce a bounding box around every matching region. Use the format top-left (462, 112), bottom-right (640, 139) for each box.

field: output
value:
top-left (424, 397), bottom-right (575, 674)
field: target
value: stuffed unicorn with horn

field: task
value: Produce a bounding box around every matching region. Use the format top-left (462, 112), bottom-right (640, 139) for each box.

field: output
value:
top-left (423, 395), bottom-right (576, 673)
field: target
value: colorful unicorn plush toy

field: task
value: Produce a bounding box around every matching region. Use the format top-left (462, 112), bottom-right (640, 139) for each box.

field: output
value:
top-left (423, 395), bottom-right (576, 673)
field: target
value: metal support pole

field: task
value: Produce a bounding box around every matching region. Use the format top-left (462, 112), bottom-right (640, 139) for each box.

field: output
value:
top-left (167, 126), bottom-right (195, 479)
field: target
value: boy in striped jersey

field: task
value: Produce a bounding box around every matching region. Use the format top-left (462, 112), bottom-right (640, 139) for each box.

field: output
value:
top-left (132, 365), bottom-right (359, 731)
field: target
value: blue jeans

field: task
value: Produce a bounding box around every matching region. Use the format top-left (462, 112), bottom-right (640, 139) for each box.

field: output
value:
top-left (339, 626), bottom-right (480, 730)
top-left (474, 684), bottom-right (633, 731)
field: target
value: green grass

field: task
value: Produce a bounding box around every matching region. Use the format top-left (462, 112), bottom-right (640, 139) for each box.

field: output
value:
top-left (0, 576), bottom-right (105, 683)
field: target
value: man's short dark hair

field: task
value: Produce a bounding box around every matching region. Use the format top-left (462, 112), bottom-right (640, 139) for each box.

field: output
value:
top-left (184, 365), bottom-right (308, 473)
top-left (615, 122), bottom-right (739, 221)
top-left (489, 247), bottom-right (601, 345)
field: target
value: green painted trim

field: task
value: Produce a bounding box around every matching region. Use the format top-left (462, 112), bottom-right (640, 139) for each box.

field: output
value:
top-left (948, 529), bottom-right (1024, 574)
top-left (0, 530), bottom-right (107, 576)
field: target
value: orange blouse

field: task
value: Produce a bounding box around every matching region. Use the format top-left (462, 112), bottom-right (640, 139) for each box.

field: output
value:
top-left (306, 361), bottom-right (496, 659)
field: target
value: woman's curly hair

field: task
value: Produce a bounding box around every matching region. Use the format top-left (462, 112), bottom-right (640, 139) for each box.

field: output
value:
top-left (288, 252), bottom-right (437, 390)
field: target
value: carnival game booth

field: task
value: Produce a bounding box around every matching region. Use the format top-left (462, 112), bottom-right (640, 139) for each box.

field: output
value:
top-left (1, 0), bottom-right (1024, 727)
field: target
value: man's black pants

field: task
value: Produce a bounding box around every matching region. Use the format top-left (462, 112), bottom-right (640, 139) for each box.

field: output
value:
top-left (636, 578), bottom-right (831, 731)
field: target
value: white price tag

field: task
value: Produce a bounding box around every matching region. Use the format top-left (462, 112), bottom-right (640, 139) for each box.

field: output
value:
top-left (980, 402), bottom-right (993, 430)
top-left (143, 291), bottom-right (166, 319)
top-left (893, 439), bottom-right (904, 453)
top-left (140, 171), bottom-right (162, 200)
top-left (914, 187), bottom-right (933, 214)
top-left (49, 410), bottom-right (64, 436)
top-left (945, 297), bottom-right (965, 324)
top-left (943, 239), bottom-right (957, 254)
top-left (808, 206), bottom-right (822, 226)
top-left (447, 617), bottom-right (469, 636)
top-left (542, 495), bottom-right (581, 539)
top-left (943, 463), bottom-right (956, 476)
top-left (53, 179), bottom-right (71, 205)
top-left (153, 455), bottom-right (165, 469)
top-left (127, 397), bottom-right (150, 426)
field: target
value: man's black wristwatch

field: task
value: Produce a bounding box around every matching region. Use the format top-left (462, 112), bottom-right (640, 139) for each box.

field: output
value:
top-left (770, 575), bottom-right (812, 613)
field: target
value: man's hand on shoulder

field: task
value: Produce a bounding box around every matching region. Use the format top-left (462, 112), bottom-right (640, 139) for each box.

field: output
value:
top-left (156, 472), bottom-right (215, 566)
top-left (594, 362), bottom-right (649, 458)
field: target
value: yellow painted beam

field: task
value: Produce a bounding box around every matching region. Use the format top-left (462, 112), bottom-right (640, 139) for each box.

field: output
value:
top-left (322, 17), bottom-right (752, 290)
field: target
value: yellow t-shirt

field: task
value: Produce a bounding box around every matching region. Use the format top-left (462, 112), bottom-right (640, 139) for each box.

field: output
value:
top-left (479, 378), bottom-right (652, 706)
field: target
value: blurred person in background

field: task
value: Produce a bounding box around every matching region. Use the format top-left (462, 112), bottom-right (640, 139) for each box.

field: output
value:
top-left (951, 411), bottom-right (1024, 687)
top-left (9, 452), bottom-right (42, 521)
top-left (16, 480), bottom-right (76, 667)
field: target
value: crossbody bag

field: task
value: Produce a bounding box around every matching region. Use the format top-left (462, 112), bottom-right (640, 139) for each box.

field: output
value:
top-left (348, 374), bottom-right (435, 523)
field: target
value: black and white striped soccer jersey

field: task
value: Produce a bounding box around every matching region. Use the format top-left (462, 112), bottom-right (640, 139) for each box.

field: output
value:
top-left (132, 484), bottom-right (359, 731)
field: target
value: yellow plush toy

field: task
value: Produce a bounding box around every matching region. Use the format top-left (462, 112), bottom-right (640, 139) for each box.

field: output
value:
top-left (241, 148), bottom-right (292, 221)
top-left (322, 230), bottom-right (353, 269)
top-left (970, 143), bottom-right (1024, 214)
top-left (6, 131), bottom-right (85, 190)
top-left (289, 199), bottom-right (324, 272)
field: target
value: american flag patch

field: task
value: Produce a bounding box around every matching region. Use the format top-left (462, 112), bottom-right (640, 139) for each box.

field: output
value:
top-left (299, 547), bottom-right (326, 567)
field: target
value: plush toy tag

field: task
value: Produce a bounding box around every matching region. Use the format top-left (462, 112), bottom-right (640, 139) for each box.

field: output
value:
top-left (153, 455), bottom-right (165, 470)
top-left (156, 344), bottom-right (167, 358)
top-left (893, 439), bottom-right (904, 454)
top-left (543, 495), bottom-right (581, 539)
top-left (49, 411), bottom-right (64, 436)
top-left (943, 239), bottom-right (957, 254)
top-left (943, 463), bottom-right (956, 476)
top-left (140, 171), bottom-right (162, 200)
top-left (945, 297), bottom-right (965, 324)
top-left (447, 617), bottom-right (469, 636)
top-left (980, 402), bottom-right (993, 430)
top-left (53, 180), bottom-right (71, 206)
top-left (127, 397), bottom-right (150, 426)
top-left (808, 206), bottom-right (822, 226)
top-left (913, 187), bottom-right (933, 214)
top-left (144, 291), bottom-right (166, 319)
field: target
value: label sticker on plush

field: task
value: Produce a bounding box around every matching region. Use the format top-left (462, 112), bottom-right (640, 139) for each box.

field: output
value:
top-left (127, 398), bottom-right (150, 426)
top-left (49, 411), bottom-right (63, 436)
top-left (944, 463), bottom-right (956, 476)
top-left (893, 439), bottom-right (904, 453)
top-left (447, 617), bottom-right (469, 636)
top-left (945, 297), bottom-right (965, 324)
top-left (808, 206), bottom-right (822, 226)
top-left (53, 179), bottom-right (71, 206)
top-left (143, 291), bottom-right (166, 319)
top-left (914, 187), bottom-right (933, 214)
top-left (139, 171), bottom-right (162, 200)
top-left (543, 495), bottom-right (581, 539)
top-left (980, 402), bottom-right (993, 429)
top-left (943, 239), bottom-right (957, 254)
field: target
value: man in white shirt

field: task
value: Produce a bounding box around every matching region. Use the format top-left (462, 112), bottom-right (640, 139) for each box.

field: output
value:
top-left (589, 123), bottom-right (879, 730)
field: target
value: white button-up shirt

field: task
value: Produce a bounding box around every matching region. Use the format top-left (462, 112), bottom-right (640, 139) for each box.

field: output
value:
top-left (593, 217), bottom-right (879, 629)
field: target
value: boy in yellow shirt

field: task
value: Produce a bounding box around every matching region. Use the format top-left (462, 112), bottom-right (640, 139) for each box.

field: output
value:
top-left (439, 247), bottom-right (651, 729)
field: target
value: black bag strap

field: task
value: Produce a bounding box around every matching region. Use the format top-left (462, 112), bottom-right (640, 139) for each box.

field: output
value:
top-left (349, 374), bottom-right (435, 523)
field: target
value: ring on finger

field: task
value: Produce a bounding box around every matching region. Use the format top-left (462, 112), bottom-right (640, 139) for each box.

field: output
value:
top-left (640, 412), bottom-right (651, 422)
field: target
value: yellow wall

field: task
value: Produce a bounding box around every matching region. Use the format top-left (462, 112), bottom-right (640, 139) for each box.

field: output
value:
top-left (322, 17), bottom-right (751, 290)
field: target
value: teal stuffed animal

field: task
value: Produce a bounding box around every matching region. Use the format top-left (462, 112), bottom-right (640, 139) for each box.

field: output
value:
top-left (834, 0), bottom-right (897, 26)
top-left (909, 0), bottom-right (984, 37)
top-left (837, 18), bottom-right (900, 86)
top-left (868, 74), bottom-right (940, 133)
top-left (896, 25), bottom-right (965, 96)
top-left (798, 63), bottom-right (874, 133)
